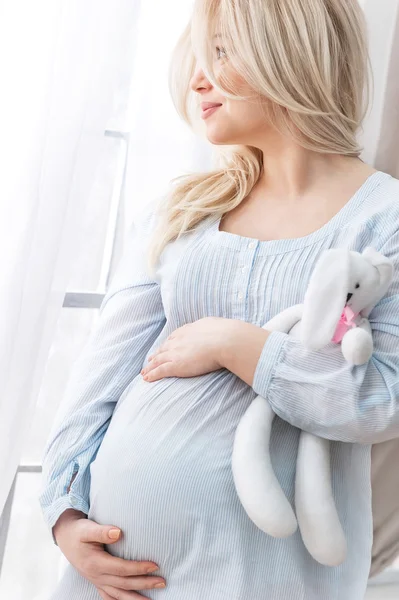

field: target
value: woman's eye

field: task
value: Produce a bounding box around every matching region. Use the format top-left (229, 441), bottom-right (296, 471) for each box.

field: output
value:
top-left (216, 46), bottom-right (227, 60)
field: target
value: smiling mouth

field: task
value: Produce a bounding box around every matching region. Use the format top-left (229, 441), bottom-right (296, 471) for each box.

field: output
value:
top-left (201, 105), bottom-right (221, 119)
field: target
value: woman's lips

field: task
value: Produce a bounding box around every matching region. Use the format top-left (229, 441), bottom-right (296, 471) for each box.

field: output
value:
top-left (201, 105), bottom-right (221, 119)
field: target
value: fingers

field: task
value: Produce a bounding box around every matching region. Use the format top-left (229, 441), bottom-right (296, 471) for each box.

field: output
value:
top-left (144, 352), bottom-right (171, 370)
top-left (146, 347), bottom-right (169, 363)
top-left (101, 585), bottom-right (149, 599)
top-left (142, 361), bottom-right (173, 382)
top-left (101, 556), bottom-right (160, 578)
top-left (79, 520), bottom-right (122, 545)
top-left (142, 351), bottom-right (174, 380)
top-left (101, 574), bottom-right (166, 591)
top-left (80, 547), bottom-right (160, 584)
top-left (147, 333), bottom-right (175, 361)
top-left (145, 351), bottom-right (162, 364)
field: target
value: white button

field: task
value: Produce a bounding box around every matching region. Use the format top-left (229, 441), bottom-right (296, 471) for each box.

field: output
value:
top-left (248, 241), bottom-right (256, 249)
top-left (240, 266), bottom-right (247, 273)
top-left (237, 291), bottom-right (244, 300)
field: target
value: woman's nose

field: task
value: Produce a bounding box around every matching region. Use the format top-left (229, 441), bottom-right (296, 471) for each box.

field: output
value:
top-left (190, 64), bottom-right (212, 94)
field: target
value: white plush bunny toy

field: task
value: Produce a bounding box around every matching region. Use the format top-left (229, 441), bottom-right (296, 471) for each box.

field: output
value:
top-left (232, 246), bottom-right (394, 567)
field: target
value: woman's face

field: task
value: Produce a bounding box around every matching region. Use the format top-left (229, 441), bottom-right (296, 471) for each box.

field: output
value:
top-left (190, 43), bottom-right (270, 146)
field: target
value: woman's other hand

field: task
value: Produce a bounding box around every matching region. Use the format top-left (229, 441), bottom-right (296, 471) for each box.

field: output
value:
top-left (53, 509), bottom-right (166, 599)
top-left (141, 317), bottom-right (236, 382)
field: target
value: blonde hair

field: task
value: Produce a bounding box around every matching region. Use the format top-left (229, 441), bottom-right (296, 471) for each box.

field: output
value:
top-left (148, 0), bottom-right (370, 270)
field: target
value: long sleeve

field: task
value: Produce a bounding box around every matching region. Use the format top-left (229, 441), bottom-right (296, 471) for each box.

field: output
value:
top-left (252, 228), bottom-right (399, 445)
top-left (39, 200), bottom-right (166, 541)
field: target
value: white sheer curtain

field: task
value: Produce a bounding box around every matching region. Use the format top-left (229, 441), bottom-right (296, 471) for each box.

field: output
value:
top-left (0, 0), bottom-right (144, 518)
top-left (0, 0), bottom-right (399, 576)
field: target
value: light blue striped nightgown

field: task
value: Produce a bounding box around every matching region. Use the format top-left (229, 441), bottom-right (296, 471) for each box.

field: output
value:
top-left (40, 170), bottom-right (399, 600)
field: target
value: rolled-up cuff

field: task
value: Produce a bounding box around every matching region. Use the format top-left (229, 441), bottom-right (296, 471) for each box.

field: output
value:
top-left (252, 330), bottom-right (288, 398)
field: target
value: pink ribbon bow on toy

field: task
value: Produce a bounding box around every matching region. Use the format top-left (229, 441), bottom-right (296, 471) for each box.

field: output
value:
top-left (332, 305), bottom-right (359, 344)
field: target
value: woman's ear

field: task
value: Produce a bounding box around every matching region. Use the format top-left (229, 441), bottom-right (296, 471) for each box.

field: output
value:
top-left (360, 247), bottom-right (394, 317)
top-left (300, 249), bottom-right (350, 350)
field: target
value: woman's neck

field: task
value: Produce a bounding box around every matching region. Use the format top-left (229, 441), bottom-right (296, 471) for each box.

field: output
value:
top-left (251, 142), bottom-right (375, 206)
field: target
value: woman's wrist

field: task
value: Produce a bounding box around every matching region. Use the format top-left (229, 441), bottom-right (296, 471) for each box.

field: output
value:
top-left (53, 508), bottom-right (87, 543)
top-left (218, 319), bottom-right (245, 369)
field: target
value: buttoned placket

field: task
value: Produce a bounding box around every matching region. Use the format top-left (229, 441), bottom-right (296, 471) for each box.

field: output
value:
top-left (234, 240), bottom-right (258, 319)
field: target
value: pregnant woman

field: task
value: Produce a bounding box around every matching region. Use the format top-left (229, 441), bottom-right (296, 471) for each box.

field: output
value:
top-left (40, 1), bottom-right (399, 599)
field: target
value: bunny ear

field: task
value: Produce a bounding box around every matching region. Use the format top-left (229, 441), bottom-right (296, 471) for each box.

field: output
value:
top-left (301, 249), bottom-right (350, 350)
top-left (361, 247), bottom-right (394, 317)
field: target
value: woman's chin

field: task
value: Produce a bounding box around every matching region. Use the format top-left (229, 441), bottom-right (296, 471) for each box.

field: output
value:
top-left (205, 129), bottom-right (236, 145)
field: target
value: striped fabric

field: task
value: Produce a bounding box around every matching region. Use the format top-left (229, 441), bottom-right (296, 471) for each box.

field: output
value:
top-left (40, 170), bottom-right (399, 600)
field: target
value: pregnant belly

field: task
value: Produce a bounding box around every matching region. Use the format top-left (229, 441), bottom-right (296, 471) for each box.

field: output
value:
top-left (87, 370), bottom-right (254, 566)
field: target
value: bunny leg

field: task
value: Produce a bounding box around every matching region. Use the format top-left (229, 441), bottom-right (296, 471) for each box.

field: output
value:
top-left (232, 395), bottom-right (297, 537)
top-left (295, 432), bottom-right (347, 566)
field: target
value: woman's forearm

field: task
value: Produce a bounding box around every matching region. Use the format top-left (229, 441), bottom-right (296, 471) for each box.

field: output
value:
top-left (220, 320), bottom-right (270, 386)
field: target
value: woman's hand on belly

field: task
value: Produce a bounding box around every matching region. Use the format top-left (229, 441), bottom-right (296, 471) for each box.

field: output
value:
top-left (141, 316), bottom-right (235, 382)
top-left (53, 509), bottom-right (166, 598)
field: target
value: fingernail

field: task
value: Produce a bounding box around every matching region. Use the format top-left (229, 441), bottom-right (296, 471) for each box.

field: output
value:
top-left (108, 528), bottom-right (120, 539)
top-left (146, 565), bottom-right (159, 573)
top-left (154, 583), bottom-right (166, 588)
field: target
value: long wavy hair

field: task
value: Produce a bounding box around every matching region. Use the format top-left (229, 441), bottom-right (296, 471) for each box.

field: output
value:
top-left (147, 0), bottom-right (370, 270)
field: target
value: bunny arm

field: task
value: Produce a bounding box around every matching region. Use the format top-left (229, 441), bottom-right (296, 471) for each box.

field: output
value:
top-left (232, 394), bottom-right (298, 538)
top-left (259, 304), bottom-right (303, 334)
top-left (232, 305), bottom-right (303, 539)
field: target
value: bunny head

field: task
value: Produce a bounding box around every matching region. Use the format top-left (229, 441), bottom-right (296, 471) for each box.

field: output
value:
top-left (300, 247), bottom-right (394, 351)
